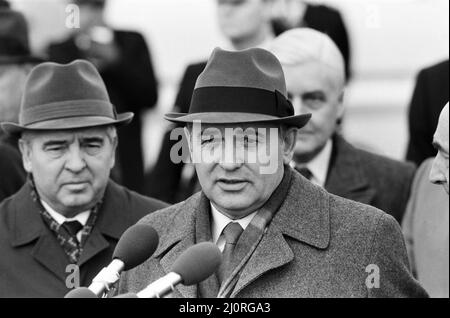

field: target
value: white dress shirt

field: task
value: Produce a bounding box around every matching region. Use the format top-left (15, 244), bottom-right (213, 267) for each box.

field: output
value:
top-left (291, 139), bottom-right (333, 187)
top-left (41, 200), bottom-right (90, 242)
top-left (210, 203), bottom-right (257, 252)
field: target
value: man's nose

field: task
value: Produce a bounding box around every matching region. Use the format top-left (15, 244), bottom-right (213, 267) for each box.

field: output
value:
top-left (65, 146), bottom-right (87, 173)
top-left (429, 157), bottom-right (445, 185)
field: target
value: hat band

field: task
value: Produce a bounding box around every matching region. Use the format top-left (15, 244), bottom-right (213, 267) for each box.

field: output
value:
top-left (20, 100), bottom-right (116, 126)
top-left (189, 86), bottom-right (294, 118)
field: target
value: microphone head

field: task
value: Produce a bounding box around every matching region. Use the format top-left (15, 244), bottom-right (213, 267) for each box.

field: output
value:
top-left (64, 287), bottom-right (97, 298)
top-left (171, 242), bottom-right (222, 286)
top-left (113, 224), bottom-right (159, 271)
top-left (113, 293), bottom-right (138, 298)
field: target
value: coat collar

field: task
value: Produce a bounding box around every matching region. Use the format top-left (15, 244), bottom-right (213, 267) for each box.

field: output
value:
top-left (153, 168), bottom-right (331, 298)
top-left (325, 134), bottom-right (376, 204)
top-left (8, 180), bottom-right (133, 280)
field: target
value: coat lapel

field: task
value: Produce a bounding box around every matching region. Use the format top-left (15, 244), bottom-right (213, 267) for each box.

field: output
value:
top-left (326, 135), bottom-right (376, 205)
top-left (10, 184), bottom-right (68, 281)
top-left (230, 172), bottom-right (331, 297)
top-left (79, 181), bottom-right (137, 267)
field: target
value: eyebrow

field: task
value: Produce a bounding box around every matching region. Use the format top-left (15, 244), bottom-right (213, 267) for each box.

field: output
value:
top-left (42, 140), bottom-right (69, 148)
top-left (80, 136), bottom-right (105, 143)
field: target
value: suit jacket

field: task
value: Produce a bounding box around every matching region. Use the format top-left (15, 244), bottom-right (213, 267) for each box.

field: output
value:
top-left (0, 180), bottom-right (167, 297)
top-left (48, 30), bottom-right (159, 193)
top-left (121, 169), bottom-right (427, 298)
top-left (406, 60), bottom-right (449, 166)
top-left (325, 135), bottom-right (416, 224)
top-left (402, 158), bottom-right (449, 298)
top-left (0, 142), bottom-right (25, 203)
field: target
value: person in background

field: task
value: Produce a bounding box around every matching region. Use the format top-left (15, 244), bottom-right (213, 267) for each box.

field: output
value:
top-left (47, 0), bottom-right (159, 193)
top-left (119, 47), bottom-right (427, 298)
top-left (0, 60), bottom-right (166, 297)
top-left (0, 142), bottom-right (26, 202)
top-left (146, 0), bottom-right (277, 203)
top-left (0, 6), bottom-right (43, 145)
top-left (270, 0), bottom-right (351, 81)
top-left (406, 60), bottom-right (449, 166)
top-left (403, 103), bottom-right (449, 298)
top-left (0, 7), bottom-right (44, 200)
top-left (267, 28), bottom-right (416, 224)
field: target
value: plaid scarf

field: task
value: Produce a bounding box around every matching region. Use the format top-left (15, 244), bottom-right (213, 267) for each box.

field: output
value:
top-left (28, 177), bottom-right (101, 264)
top-left (216, 166), bottom-right (293, 298)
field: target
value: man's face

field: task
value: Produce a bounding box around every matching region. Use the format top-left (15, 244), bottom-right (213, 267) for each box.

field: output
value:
top-left (217, 0), bottom-right (270, 42)
top-left (19, 126), bottom-right (117, 216)
top-left (186, 122), bottom-right (296, 219)
top-left (284, 62), bottom-right (344, 162)
top-left (430, 106), bottom-right (449, 194)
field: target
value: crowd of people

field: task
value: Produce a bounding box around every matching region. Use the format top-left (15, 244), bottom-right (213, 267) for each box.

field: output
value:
top-left (0, 0), bottom-right (448, 298)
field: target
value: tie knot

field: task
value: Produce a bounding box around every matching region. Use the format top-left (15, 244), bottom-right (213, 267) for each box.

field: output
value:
top-left (295, 166), bottom-right (313, 180)
top-left (222, 222), bottom-right (243, 245)
top-left (62, 220), bottom-right (83, 237)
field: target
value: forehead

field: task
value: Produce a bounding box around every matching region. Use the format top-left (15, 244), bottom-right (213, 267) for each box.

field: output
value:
top-left (26, 127), bottom-right (110, 142)
top-left (284, 61), bottom-right (342, 94)
top-left (193, 123), bottom-right (278, 135)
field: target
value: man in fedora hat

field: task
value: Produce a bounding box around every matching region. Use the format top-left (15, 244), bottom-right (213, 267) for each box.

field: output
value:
top-left (119, 47), bottom-right (426, 297)
top-left (267, 28), bottom-right (416, 224)
top-left (0, 59), bottom-right (167, 297)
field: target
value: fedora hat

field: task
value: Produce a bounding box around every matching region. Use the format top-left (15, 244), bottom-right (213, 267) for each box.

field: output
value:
top-left (1, 59), bottom-right (133, 135)
top-left (0, 8), bottom-right (44, 65)
top-left (164, 47), bottom-right (311, 128)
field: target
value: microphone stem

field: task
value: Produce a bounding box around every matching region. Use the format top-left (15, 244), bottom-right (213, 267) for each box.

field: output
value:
top-left (137, 272), bottom-right (182, 298)
top-left (89, 259), bottom-right (125, 297)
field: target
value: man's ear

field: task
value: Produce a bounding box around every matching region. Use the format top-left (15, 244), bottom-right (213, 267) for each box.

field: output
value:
top-left (336, 90), bottom-right (345, 119)
top-left (282, 127), bottom-right (298, 164)
top-left (18, 139), bottom-right (32, 173)
top-left (110, 137), bottom-right (118, 169)
top-left (184, 126), bottom-right (194, 157)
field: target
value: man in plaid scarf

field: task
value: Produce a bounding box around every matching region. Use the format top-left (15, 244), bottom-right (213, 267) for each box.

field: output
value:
top-left (0, 59), bottom-right (166, 297)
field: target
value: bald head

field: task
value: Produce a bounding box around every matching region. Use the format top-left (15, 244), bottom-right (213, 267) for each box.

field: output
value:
top-left (430, 102), bottom-right (449, 194)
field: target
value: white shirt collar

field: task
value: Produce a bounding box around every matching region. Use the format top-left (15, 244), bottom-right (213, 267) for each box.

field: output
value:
top-left (210, 203), bottom-right (257, 247)
top-left (40, 200), bottom-right (90, 227)
top-left (291, 139), bottom-right (333, 187)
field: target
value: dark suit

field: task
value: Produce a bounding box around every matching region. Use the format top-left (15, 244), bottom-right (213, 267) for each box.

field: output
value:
top-left (406, 60), bottom-right (449, 166)
top-left (121, 169), bottom-right (427, 298)
top-left (272, 3), bottom-right (351, 80)
top-left (0, 180), bottom-right (167, 297)
top-left (325, 135), bottom-right (416, 224)
top-left (0, 142), bottom-right (25, 203)
top-left (47, 30), bottom-right (159, 193)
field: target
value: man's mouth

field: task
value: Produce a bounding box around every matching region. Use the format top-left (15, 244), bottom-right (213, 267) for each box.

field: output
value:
top-left (216, 178), bottom-right (248, 191)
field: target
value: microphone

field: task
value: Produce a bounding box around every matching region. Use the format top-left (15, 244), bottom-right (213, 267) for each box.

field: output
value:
top-left (136, 242), bottom-right (222, 298)
top-left (65, 287), bottom-right (97, 298)
top-left (88, 224), bottom-right (159, 297)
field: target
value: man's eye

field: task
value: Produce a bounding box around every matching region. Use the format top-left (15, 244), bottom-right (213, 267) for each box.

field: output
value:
top-left (201, 137), bottom-right (215, 145)
top-left (46, 146), bottom-right (65, 152)
top-left (86, 143), bottom-right (101, 148)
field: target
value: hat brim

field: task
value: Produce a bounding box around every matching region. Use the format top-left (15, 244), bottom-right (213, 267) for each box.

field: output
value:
top-left (164, 112), bottom-right (311, 129)
top-left (1, 112), bottom-right (134, 135)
